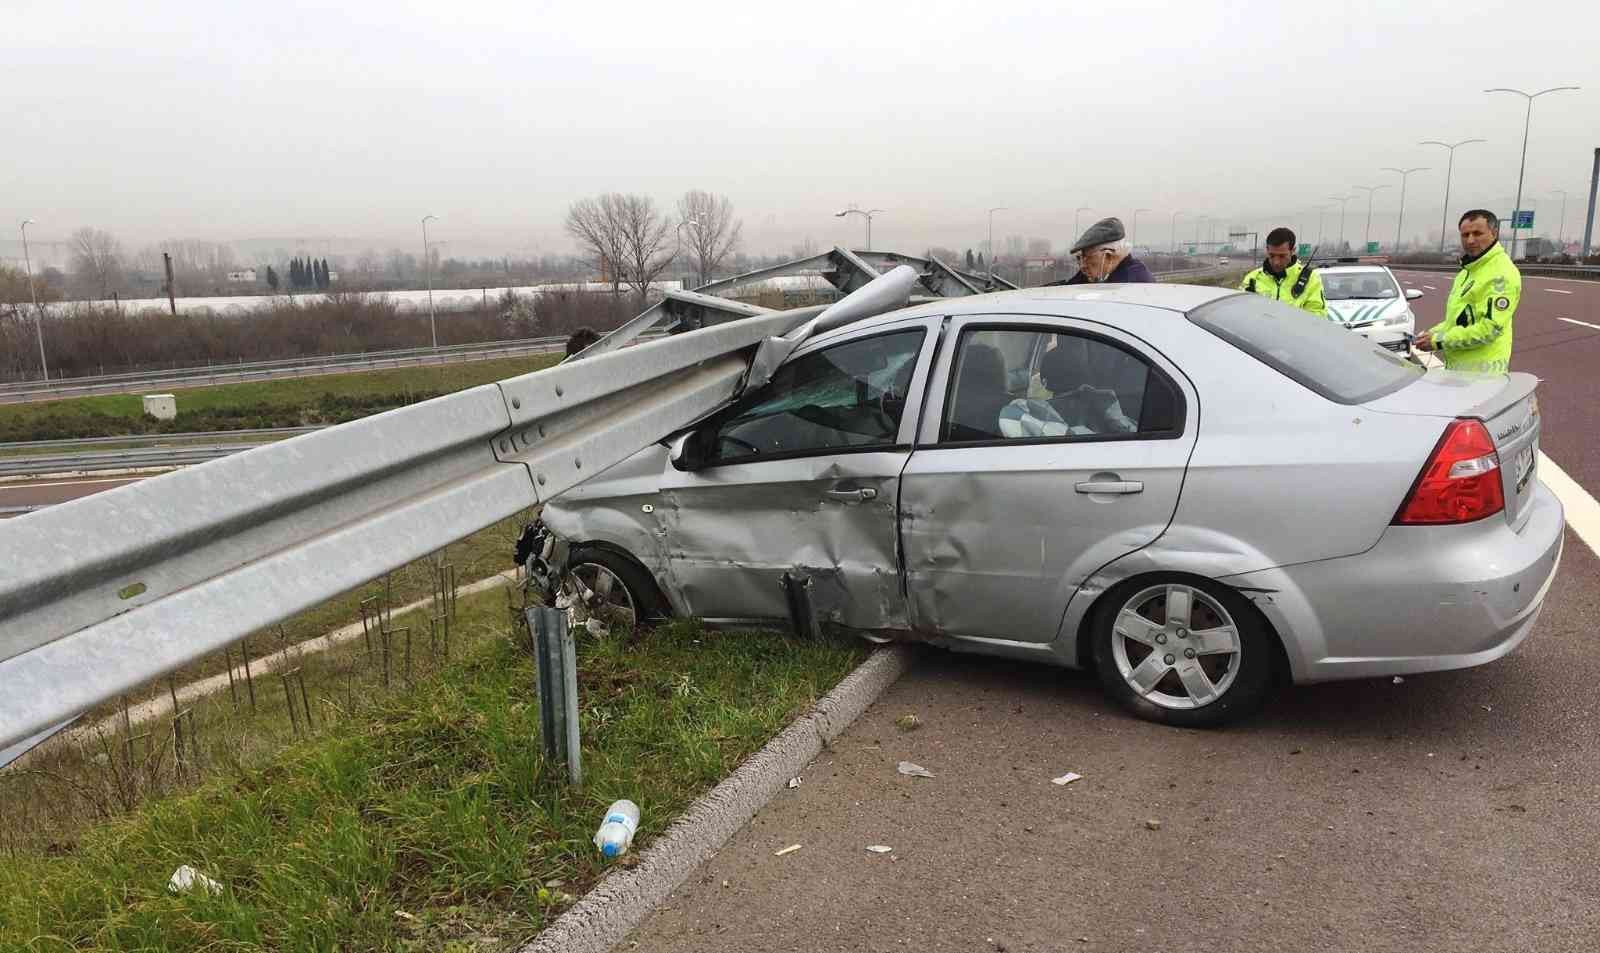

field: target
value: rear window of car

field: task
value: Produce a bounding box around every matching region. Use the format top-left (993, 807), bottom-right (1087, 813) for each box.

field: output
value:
top-left (1187, 294), bottom-right (1421, 404)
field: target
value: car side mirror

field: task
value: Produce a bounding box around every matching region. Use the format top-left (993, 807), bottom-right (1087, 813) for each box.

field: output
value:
top-left (1405, 288), bottom-right (1424, 300)
top-left (669, 431), bottom-right (702, 472)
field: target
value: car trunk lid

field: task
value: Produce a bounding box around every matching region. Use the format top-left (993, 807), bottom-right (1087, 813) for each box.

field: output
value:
top-left (1364, 370), bottom-right (1541, 530)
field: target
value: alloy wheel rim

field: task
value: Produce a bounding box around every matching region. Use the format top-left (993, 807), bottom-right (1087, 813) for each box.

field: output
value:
top-left (570, 562), bottom-right (637, 630)
top-left (1111, 584), bottom-right (1242, 710)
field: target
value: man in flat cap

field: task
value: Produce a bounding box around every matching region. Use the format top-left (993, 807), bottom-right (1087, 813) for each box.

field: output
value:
top-left (1054, 217), bottom-right (1155, 285)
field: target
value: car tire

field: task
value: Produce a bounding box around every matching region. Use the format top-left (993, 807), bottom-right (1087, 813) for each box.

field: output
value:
top-left (1090, 575), bottom-right (1274, 728)
top-left (567, 546), bottom-right (670, 630)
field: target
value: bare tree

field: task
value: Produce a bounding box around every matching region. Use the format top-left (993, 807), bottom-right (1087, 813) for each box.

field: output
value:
top-left (614, 195), bottom-right (676, 309)
top-left (676, 190), bottom-right (743, 286)
top-left (68, 228), bottom-right (124, 301)
top-left (564, 194), bottom-right (631, 303)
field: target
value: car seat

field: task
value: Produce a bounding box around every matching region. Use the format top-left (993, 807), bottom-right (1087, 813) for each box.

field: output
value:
top-left (947, 343), bottom-right (1011, 441)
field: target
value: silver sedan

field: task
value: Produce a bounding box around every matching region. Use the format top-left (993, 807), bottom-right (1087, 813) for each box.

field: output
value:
top-left (535, 283), bottom-right (1564, 726)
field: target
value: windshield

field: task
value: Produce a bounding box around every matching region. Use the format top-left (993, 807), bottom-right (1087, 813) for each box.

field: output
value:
top-left (1188, 294), bottom-right (1421, 404)
top-left (1322, 270), bottom-right (1400, 301)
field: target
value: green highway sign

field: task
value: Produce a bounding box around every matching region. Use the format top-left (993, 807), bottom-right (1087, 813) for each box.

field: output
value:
top-left (1366, 241), bottom-right (1381, 253)
top-left (1298, 243), bottom-right (1311, 255)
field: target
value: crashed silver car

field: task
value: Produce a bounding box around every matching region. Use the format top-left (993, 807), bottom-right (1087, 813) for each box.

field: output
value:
top-left (531, 283), bottom-right (1564, 726)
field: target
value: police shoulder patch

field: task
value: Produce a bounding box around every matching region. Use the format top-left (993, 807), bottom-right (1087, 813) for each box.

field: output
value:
top-left (1495, 296), bottom-right (1510, 310)
top-left (1492, 276), bottom-right (1506, 292)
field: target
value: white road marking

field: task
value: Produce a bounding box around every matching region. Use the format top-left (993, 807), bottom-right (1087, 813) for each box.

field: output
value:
top-left (1540, 453), bottom-right (1600, 560)
top-left (1545, 288), bottom-right (1574, 295)
top-left (1422, 285), bottom-right (1437, 290)
top-left (1558, 317), bottom-right (1600, 331)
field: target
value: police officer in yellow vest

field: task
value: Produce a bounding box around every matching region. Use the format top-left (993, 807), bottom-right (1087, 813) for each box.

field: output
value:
top-left (1414, 209), bottom-right (1520, 373)
top-left (1238, 227), bottom-right (1327, 317)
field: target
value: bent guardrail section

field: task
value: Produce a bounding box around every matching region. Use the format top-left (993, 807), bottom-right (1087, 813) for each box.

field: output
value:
top-left (0, 303), bottom-right (823, 751)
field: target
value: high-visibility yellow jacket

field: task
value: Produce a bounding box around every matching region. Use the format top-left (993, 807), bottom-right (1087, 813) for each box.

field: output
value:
top-left (1429, 243), bottom-right (1520, 373)
top-left (1238, 259), bottom-right (1328, 317)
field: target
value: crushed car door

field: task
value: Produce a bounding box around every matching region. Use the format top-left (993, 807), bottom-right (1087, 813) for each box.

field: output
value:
top-left (900, 317), bottom-right (1199, 643)
top-left (653, 319), bottom-right (939, 629)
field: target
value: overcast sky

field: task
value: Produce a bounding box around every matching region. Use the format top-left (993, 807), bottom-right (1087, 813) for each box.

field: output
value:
top-left (4, 0), bottom-right (1598, 263)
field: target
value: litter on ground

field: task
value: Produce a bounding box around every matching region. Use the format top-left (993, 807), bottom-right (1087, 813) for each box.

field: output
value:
top-left (897, 761), bottom-right (935, 779)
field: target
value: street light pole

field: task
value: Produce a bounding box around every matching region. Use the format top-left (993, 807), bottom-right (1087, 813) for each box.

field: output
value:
top-left (1551, 189), bottom-right (1569, 248)
top-left (1131, 209), bottom-right (1151, 250)
top-left (834, 208), bottom-right (882, 251)
top-left (676, 219), bottom-right (702, 285)
top-left (19, 219), bottom-right (47, 380)
top-left (1170, 210), bottom-right (1185, 255)
top-left (1486, 86), bottom-right (1580, 259)
top-left (1381, 167), bottom-right (1429, 253)
top-left (421, 215), bottom-right (438, 350)
top-left (1420, 138), bottom-right (1487, 253)
top-left (1073, 206), bottom-right (1092, 242)
top-left (1352, 185), bottom-right (1390, 251)
top-left (986, 207), bottom-right (1008, 274)
top-left (1328, 195), bottom-right (1353, 252)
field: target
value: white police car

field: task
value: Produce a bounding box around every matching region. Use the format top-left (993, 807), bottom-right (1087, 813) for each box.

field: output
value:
top-left (1316, 262), bottom-right (1425, 352)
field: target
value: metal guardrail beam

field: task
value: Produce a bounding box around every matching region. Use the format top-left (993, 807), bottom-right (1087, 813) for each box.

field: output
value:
top-left (1390, 261), bottom-right (1599, 280)
top-left (0, 299), bottom-right (835, 750)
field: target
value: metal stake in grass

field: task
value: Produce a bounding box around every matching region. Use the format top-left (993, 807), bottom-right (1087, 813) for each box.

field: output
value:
top-left (360, 596), bottom-right (379, 657)
top-left (224, 645), bottom-right (239, 709)
top-left (241, 635), bottom-right (257, 712)
top-left (400, 626), bottom-right (413, 684)
top-left (280, 668), bottom-right (304, 736)
top-left (380, 626), bottom-right (392, 688)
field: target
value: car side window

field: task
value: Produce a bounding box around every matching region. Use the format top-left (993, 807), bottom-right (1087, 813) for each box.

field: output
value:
top-left (704, 329), bottom-right (924, 464)
top-left (942, 328), bottom-right (1181, 442)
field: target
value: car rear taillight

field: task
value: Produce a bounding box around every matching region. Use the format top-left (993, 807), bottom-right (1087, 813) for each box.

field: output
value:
top-left (1393, 419), bottom-right (1505, 525)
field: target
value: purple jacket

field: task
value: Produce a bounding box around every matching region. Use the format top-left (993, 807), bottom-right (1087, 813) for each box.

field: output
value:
top-left (1056, 256), bottom-right (1155, 285)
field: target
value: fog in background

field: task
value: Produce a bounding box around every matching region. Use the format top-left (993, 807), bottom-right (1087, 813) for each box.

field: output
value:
top-left (4, 0), bottom-right (1598, 265)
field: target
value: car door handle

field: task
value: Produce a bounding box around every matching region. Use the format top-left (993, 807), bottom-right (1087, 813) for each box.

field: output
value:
top-left (1074, 480), bottom-right (1144, 495)
top-left (824, 487), bottom-right (878, 503)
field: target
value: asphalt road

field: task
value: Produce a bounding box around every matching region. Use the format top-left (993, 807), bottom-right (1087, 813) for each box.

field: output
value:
top-left (629, 529), bottom-right (1600, 953)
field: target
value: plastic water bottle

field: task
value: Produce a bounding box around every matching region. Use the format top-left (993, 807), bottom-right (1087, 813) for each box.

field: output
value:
top-left (593, 799), bottom-right (640, 858)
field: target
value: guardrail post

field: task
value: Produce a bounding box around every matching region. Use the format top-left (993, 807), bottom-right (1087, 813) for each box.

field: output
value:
top-left (527, 605), bottom-right (581, 786)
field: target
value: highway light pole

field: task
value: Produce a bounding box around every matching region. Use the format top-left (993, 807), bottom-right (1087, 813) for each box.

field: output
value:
top-left (1328, 195), bottom-right (1353, 252)
top-left (1550, 189), bottom-right (1569, 248)
top-left (1486, 86), bottom-right (1580, 260)
top-left (1352, 185), bottom-right (1390, 251)
top-left (986, 207), bottom-right (1007, 273)
top-left (1131, 208), bottom-right (1151, 250)
top-left (1420, 138), bottom-right (1486, 253)
top-left (1381, 167), bottom-right (1428, 253)
top-left (421, 215), bottom-right (438, 350)
top-left (1073, 206), bottom-right (1092, 242)
top-left (675, 219), bottom-right (702, 285)
top-left (835, 207), bottom-right (882, 251)
top-left (1170, 210), bottom-right (1185, 255)
top-left (18, 219), bottom-right (47, 381)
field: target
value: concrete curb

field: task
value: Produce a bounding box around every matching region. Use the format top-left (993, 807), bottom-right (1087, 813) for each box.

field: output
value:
top-left (521, 642), bottom-right (919, 953)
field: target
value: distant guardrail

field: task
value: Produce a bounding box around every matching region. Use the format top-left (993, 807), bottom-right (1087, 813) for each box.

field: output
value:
top-left (1390, 262), bottom-right (1600, 280)
top-left (0, 427), bottom-right (321, 453)
top-left (0, 336), bottom-right (571, 404)
top-left (0, 444), bottom-right (272, 480)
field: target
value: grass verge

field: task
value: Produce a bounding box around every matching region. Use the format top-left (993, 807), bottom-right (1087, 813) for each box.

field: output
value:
top-left (0, 586), bottom-right (868, 952)
top-left (0, 354), bottom-right (561, 443)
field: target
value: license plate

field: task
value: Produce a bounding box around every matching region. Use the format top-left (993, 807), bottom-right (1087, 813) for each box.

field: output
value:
top-left (1514, 446), bottom-right (1535, 494)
